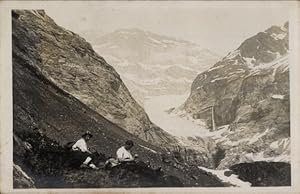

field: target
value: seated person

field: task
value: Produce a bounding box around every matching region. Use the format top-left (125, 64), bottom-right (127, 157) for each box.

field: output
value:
top-left (72, 131), bottom-right (98, 169)
top-left (116, 140), bottom-right (138, 163)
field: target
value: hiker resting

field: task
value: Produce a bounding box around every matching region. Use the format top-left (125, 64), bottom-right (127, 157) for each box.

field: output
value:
top-left (72, 131), bottom-right (99, 170)
top-left (116, 140), bottom-right (138, 163)
top-left (115, 140), bottom-right (163, 176)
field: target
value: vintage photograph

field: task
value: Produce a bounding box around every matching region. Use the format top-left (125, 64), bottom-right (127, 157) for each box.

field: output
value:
top-left (10, 1), bottom-right (295, 189)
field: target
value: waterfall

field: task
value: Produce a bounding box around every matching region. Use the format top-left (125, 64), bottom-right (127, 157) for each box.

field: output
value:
top-left (211, 106), bottom-right (216, 132)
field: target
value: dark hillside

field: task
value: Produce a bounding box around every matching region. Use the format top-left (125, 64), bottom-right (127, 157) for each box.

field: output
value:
top-left (229, 161), bottom-right (290, 186)
top-left (12, 10), bottom-right (225, 188)
top-left (11, 9), bottom-right (216, 167)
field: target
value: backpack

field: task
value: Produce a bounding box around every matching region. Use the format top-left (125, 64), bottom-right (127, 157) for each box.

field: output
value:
top-left (64, 141), bottom-right (75, 150)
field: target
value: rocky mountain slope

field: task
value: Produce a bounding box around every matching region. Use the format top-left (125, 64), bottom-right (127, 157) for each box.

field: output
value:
top-left (92, 28), bottom-right (220, 105)
top-left (12, 10), bottom-right (181, 148)
top-left (177, 22), bottom-right (290, 168)
top-left (12, 10), bottom-right (229, 188)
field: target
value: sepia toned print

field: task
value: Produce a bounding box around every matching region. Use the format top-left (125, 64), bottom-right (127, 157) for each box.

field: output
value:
top-left (3, 1), bottom-right (298, 191)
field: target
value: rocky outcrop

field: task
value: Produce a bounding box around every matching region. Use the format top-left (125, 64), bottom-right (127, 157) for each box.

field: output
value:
top-left (229, 161), bottom-right (290, 186)
top-left (13, 164), bottom-right (35, 188)
top-left (179, 23), bottom-right (290, 168)
top-left (12, 10), bottom-right (178, 148)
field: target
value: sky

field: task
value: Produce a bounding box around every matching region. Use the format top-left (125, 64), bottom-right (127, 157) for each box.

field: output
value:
top-left (45, 1), bottom-right (292, 56)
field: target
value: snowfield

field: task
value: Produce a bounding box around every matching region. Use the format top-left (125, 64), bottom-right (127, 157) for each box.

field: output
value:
top-left (198, 166), bottom-right (251, 187)
top-left (144, 94), bottom-right (209, 137)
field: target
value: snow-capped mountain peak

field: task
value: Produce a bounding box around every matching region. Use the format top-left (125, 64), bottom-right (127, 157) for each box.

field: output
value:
top-left (221, 22), bottom-right (288, 70)
top-left (92, 28), bottom-right (221, 105)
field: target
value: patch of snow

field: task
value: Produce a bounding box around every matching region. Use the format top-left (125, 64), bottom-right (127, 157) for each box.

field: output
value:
top-left (29, 10), bottom-right (45, 19)
top-left (198, 166), bottom-right (251, 187)
top-left (162, 39), bottom-right (180, 45)
top-left (139, 144), bottom-right (157, 153)
top-left (218, 128), bottom-right (272, 147)
top-left (233, 59), bottom-right (240, 65)
top-left (243, 57), bottom-right (256, 68)
top-left (227, 69), bottom-right (246, 76)
top-left (271, 94), bottom-right (285, 100)
top-left (270, 138), bottom-right (290, 150)
top-left (243, 152), bottom-right (290, 163)
top-left (281, 25), bottom-right (288, 32)
top-left (207, 64), bottom-right (226, 72)
top-left (275, 52), bottom-right (281, 58)
top-left (174, 109), bottom-right (188, 117)
top-left (221, 138), bottom-right (244, 146)
top-left (147, 37), bottom-right (162, 44)
top-left (210, 77), bottom-right (224, 83)
top-left (271, 32), bottom-right (286, 40)
top-left (118, 30), bottom-right (138, 35)
top-left (255, 54), bottom-right (288, 70)
top-left (248, 54), bottom-right (288, 77)
top-left (224, 50), bottom-right (240, 60)
top-left (210, 74), bottom-right (240, 83)
top-left (202, 125), bottom-right (230, 139)
top-left (247, 128), bottom-right (271, 144)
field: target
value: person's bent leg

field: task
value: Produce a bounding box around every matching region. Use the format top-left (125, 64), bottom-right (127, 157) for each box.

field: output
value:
top-left (83, 156), bottom-right (92, 165)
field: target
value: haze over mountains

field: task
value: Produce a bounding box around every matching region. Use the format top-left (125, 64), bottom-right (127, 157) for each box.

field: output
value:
top-left (92, 28), bottom-right (220, 105)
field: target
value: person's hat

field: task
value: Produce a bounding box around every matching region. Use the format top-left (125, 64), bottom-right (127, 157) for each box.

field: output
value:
top-left (125, 140), bottom-right (134, 146)
top-left (82, 131), bottom-right (93, 138)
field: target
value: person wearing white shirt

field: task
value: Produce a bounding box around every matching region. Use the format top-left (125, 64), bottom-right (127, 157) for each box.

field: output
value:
top-left (72, 131), bottom-right (98, 169)
top-left (72, 137), bottom-right (90, 153)
top-left (116, 140), bottom-right (138, 162)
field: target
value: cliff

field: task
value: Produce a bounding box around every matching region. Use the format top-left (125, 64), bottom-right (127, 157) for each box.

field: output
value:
top-left (179, 22), bottom-right (290, 168)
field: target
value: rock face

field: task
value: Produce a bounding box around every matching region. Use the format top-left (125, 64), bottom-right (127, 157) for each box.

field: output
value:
top-left (12, 10), bottom-right (178, 147)
top-left (179, 23), bottom-right (290, 168)
top-left (229, 161), bottom-right (290, 186)
top-left (13, 10), bottom-right (226, 188)
top-left (13, 164), bottom-right (36, 188)
top-left (92, 28), bottom-right (220, 105)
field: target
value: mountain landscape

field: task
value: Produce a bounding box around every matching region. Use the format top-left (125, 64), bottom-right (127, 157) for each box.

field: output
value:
top-left (92, 28), bottom-right (220, 105)
top-left (173, 22), bottom-right (290, 169)
top-left (12, 10), bottom-right (179, 148)
top-left (12, 10), bottom-right (227, 188)
top-left (12, 9), bottom-right (291, 188)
